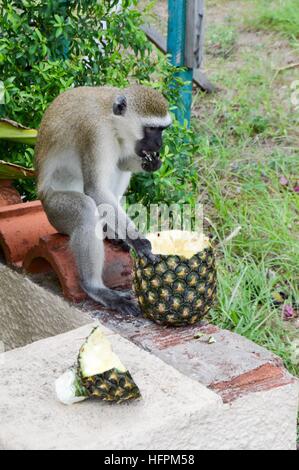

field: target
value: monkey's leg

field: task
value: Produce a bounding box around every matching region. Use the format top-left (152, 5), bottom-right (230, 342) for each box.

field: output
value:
top-left (104, 224), bottom-right (131, 252)
top-left (42, 191), bottom-right (140, 316)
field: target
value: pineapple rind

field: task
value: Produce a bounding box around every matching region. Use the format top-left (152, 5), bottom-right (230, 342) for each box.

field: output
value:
top-left (133, 246), bottom-right (216, 327)
top-left (77, 368), bottom-right (141, 403)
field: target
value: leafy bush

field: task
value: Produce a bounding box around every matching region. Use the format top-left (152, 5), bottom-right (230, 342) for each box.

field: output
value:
top-left (0, 0), bottom-right (155, 127)
top-left (0, 0), bottom-right (199, 207)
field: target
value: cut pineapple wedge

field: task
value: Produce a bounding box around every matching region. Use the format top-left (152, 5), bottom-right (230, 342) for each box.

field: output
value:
top-left (147, 230), bottom-right (210, 259)
top-left (79, 327), bottom-right (126, 377)
top-left (55, 327), bottom-right (141, 405)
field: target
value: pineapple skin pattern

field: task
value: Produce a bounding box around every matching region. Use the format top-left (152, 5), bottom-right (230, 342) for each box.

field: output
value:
top-left (77, 368), bottom-right (141, 403)
top-left (76, 328), bottom-right (141, 404)
top-left (133, 247), bottom-right (217, 326)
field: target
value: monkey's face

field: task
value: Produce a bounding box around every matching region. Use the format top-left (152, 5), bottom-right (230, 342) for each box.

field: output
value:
top-left (135, 126), bottom-right (166, 172)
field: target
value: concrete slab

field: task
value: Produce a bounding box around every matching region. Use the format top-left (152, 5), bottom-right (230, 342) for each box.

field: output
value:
top-left (0, 323), bottom-right (220, 450)
top-left (0, 322), bottom-right (298, 450)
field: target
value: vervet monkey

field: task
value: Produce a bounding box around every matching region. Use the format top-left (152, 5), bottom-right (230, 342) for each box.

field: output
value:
top-left (36, 85), bottom-right (171, 316)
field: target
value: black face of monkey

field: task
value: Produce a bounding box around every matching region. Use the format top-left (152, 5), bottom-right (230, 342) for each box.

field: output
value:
top-left (135, 126), bottom-right (166, 172)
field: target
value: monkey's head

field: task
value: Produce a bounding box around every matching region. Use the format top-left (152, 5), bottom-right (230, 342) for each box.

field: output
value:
top-left (113, 85), bottom-right (172, 172)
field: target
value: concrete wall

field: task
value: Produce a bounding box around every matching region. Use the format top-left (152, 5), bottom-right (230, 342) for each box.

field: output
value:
top-left (0, 323), bottom-right (298, 450)
top-left (0, 265), bottom-right (90, 350)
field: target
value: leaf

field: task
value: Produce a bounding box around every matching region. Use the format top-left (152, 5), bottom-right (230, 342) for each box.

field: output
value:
top-left (208, 336), bottom-right (216, 344)
top-left (193, 332), bottom-right (205, 339)
top-left (193, 333), bottom-right (217, 344)
top-left (0, 119), bottom-right (37, 145)
top-left (35, 28), bottom-right (43, 42)
top-left (0, 160), bottom-right (35, 180)
top-left (272, 291), bottom-right (285, 304)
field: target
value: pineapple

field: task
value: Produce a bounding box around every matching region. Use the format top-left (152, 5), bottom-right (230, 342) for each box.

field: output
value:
top-left (133, 231), bottom-right (217, 326)
top-left (55, 327), bottom-right (141, 405)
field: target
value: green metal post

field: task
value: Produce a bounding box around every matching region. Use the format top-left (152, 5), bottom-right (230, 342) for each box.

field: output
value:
top-left (167, 0), bottom-right (193, 126)
top-left (51, 0), bottom-right (70, 59)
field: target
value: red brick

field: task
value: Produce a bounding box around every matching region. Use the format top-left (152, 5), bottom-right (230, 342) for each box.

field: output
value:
top-left (210, 363), bottom-right (295, 403)
top-left (0, 201), bottom-right (56, 266)
top-left (0, 180), bottom-right (22, 207)
top-left (23, 234), bottom-right (133, 303)
top-left (23, 234), bottom-right (86, 303)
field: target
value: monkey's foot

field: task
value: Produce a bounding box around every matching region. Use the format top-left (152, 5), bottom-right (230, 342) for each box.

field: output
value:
top-left (84, 286), bottom-right (141, 317)
top-left (115, 289), bottom-right (135, 299)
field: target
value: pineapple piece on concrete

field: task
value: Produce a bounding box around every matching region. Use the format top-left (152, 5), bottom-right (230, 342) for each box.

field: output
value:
top-left (55, 327), bottom-right (141, 405)
top-left (133, 231), bottom-right (217, 327)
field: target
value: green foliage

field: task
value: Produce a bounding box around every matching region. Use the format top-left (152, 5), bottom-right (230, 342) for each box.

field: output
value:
top-left (0, 0), bottom-right (153, 126)
top-left (0, 0), bottom-right (197, 204)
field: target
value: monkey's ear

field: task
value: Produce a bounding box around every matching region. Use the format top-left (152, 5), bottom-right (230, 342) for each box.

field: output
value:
top-left (113, 95), bottom-right (127, 116)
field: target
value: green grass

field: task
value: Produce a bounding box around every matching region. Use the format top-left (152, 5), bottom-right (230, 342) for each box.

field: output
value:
top-left (247, 0), bottom-right (299, 39)
top-left (197, 144), bottom-right (299, 375)
top-left (206, 24), bottom-right (237, 58)
top-left (192, 0), bottom-right (299, 380)
top-left (203, 162), bottom-right (299, 375)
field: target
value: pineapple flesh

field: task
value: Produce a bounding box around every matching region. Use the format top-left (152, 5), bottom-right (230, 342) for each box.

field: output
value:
top-left (55, 327), bottom-right (141, 405)
top-left (133, 231), bottom-right (217, 326)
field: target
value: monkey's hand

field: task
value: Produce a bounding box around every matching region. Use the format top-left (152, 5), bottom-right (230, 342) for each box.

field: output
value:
top-left (130, 237), bottom-right (157, 262)
top-left (141, 152), bottom-right (162, 173)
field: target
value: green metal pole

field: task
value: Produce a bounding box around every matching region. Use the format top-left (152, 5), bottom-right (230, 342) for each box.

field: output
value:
top-left (51, 0), bottom-right (70, 59)
top-left (60, 0), bottom-right (70, 59)
top-left (167, 0), bottom-right (193, 127)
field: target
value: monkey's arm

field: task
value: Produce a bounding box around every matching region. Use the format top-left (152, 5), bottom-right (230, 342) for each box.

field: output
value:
top-left (84, 184), bottom-right (153, 259)
top-left (118, 157), bottom-right (143, 173)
